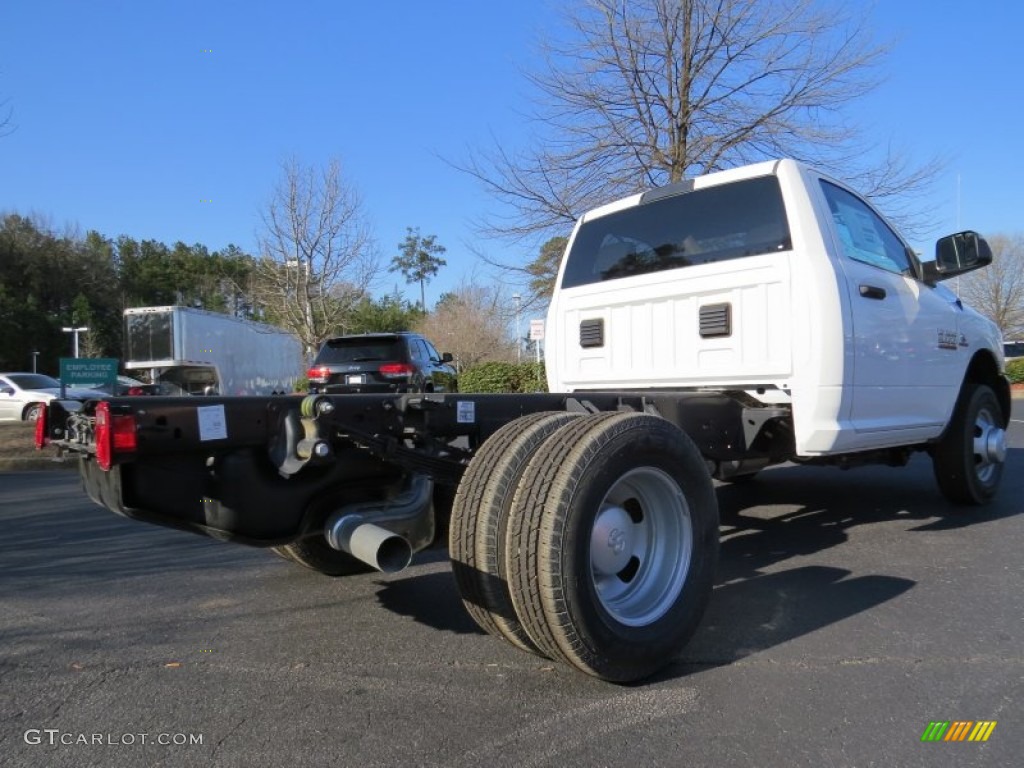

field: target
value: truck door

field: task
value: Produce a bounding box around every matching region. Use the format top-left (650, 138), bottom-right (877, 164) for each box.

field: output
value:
top-left (819, 181), bottom-right (963, 435)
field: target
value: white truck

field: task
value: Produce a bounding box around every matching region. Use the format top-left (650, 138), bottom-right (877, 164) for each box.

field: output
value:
top-left (123, 306), bottom-right (303, 396)
top-left (40, 160), bottom-right (1010, 683)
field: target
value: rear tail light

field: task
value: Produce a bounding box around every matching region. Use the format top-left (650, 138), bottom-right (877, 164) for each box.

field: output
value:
top-left (34, 405), bottom-right (48, 449)
top-left (307, 366), bottom-right (331, 384)
top-left (378, 363), bottom-right (414, 379)
top-left (94, 401), bottom-right (138, 471)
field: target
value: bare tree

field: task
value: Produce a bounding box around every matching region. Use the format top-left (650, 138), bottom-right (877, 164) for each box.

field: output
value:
top-left (459, 0), bottom-right (939, 246)
top-left (958, 234), bottom-right (1024, 339)
top-left (254, 158), bottom-right (379, 362)
top-left (414, 281), bottom-right (516, 371)
top-left (0, 100), bottom-right (12, 137)
top-left (0, 81), bottom-right (14, 137)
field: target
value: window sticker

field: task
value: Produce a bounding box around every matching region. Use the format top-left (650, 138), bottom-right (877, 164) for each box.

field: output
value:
top-left (197, 404), bottom-right (228, 441)
top-left (456, 400), bottom-right (475, 424)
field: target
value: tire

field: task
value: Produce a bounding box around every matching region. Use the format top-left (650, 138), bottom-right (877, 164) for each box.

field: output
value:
top-left (23, 402), bottom-right (44, 422)
top-left (933, 382), bottom-right (1007, 505)
top-left (271, 535), bottom-right (372, 577)
top-left (449, 412), bottom-right (580, 654)
top-left (506, 413), bottom-right (719, 682)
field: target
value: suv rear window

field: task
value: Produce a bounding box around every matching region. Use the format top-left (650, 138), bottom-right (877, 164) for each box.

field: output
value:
top-left (316, 337), bottom-right (404, 364)
top-left (560, 175), bottom-right (791, 289)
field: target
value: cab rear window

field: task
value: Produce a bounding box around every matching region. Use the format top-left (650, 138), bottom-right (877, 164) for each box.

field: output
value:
top-left (560, 175), bottom-right (791, 289)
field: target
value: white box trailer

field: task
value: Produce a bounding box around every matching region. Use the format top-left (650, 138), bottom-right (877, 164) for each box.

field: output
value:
top-left (123, 306), bottom-right (302, 395)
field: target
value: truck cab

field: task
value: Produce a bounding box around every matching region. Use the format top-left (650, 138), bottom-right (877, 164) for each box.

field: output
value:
top-left (546, 159), bottom-right (1007, 458)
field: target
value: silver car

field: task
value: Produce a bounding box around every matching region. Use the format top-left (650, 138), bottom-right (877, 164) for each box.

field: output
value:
top-left (0, 372), bottom-right (104, 422)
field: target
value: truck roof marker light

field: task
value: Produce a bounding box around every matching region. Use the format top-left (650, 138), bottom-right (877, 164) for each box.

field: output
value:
top-left (34, 404), bottom-right (48, 450)
top-left (95, 401), bottom-right (137, 471)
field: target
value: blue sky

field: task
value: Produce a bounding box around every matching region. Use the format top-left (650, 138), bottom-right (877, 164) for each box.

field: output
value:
top-left (1, 1), bottom-right (1022, 309)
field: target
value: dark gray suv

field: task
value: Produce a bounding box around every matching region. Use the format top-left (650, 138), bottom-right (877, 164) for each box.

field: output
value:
top-left (307, 332), bottom-right (457, 394)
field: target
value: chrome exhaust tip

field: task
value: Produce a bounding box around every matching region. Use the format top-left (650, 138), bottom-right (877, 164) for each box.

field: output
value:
top-left (325, 515), bottom-right (412, 574)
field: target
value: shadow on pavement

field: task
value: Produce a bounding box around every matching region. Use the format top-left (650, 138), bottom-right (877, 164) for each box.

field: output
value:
top-left (373, 556), bottom-right (486, 636)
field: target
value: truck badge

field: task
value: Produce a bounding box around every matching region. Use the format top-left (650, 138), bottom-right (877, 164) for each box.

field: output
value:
top-left (937, 329), bottom-right (959, 350)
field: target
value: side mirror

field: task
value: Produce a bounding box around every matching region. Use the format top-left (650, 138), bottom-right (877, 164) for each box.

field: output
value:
top-left (441, 352), bottom-right (454, 363)
top-left (935, 231), bottom-right (992, 275)
top-left (0, 387), bottom-right (13, 396)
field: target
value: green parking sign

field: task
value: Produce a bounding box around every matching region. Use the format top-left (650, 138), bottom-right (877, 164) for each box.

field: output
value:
top-left (60, 358), bottom-right (118, 390)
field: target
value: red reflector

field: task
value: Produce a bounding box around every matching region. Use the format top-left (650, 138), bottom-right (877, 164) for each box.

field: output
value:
top-left (34, 404), bottom-right (48, 450)
top-left (307, 366), bottom-right (330, 383)
top-left (378, 363), bottom-right (413, 378)
top-left (95, 402), bottom-right (112, 470)
top-left (95, 401), bottom-right (136, 471)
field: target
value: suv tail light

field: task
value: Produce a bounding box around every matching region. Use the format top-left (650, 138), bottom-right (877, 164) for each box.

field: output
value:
top-left (95, 401), bottom-right (138, 471)
top-left (307, 365), bottom-right (331, 384)
top-left (378, 363), bottom-right (414, 379)
top-left (34, 404), bottom-right (48, 449)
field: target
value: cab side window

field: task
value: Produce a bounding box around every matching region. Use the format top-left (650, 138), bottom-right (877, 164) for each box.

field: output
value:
top-left (820, 181), bottom-right (912, 276)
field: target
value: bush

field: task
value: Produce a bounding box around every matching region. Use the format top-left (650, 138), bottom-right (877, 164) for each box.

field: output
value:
top-left (1006, 357), bottom-right (1024, 384)
top-left (458, 362), bottom-right (519, 393)
top-left (516, 361), bottom-right (548, 393)
top-left (458, 361), bottom-right (548, 393)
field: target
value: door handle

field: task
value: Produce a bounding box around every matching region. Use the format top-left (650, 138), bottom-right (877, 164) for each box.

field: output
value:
top-left (859, 284), bottom-right (886, 300)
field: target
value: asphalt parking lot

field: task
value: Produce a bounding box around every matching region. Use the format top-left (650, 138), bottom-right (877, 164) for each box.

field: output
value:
top-left (1, 402), bottom-right (1021, 768)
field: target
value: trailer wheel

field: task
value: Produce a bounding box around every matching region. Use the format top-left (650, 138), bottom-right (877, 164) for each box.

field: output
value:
top-left (506, 413), bottom-right (719, 682)
top-left (933, 382), bottom-right (1007, 505)
top-left (271, 536), bottom-right (372, 577)
top-left (449, 411), bottom-right (580, 654)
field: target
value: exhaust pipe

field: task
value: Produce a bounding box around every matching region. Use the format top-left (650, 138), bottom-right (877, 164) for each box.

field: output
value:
top-left (323, 474), bottom-right (433, 574)
top-left (326, 517), bottom-right (412, 574)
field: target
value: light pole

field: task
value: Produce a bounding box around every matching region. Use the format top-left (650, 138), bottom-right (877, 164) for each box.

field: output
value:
top-left (512, 293), bottom-right (522, 363)
top-left (31, 350), bottom-right (39, 373)
top-left (61, 326), bottom-right (89, 358)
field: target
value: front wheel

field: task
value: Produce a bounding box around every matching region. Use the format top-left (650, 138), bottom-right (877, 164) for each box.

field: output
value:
top-left (933, 383), bottom-right (1007, 505)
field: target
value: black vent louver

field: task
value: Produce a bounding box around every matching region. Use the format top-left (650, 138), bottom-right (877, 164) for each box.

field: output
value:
top-left (699, 303), bottom-right (731, 337)
top-left (579, 318), bottom-right (604, 348)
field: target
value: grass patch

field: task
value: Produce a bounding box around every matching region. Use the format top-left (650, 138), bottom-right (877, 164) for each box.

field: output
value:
top-left (0, 421), bottom-right (68, 468)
